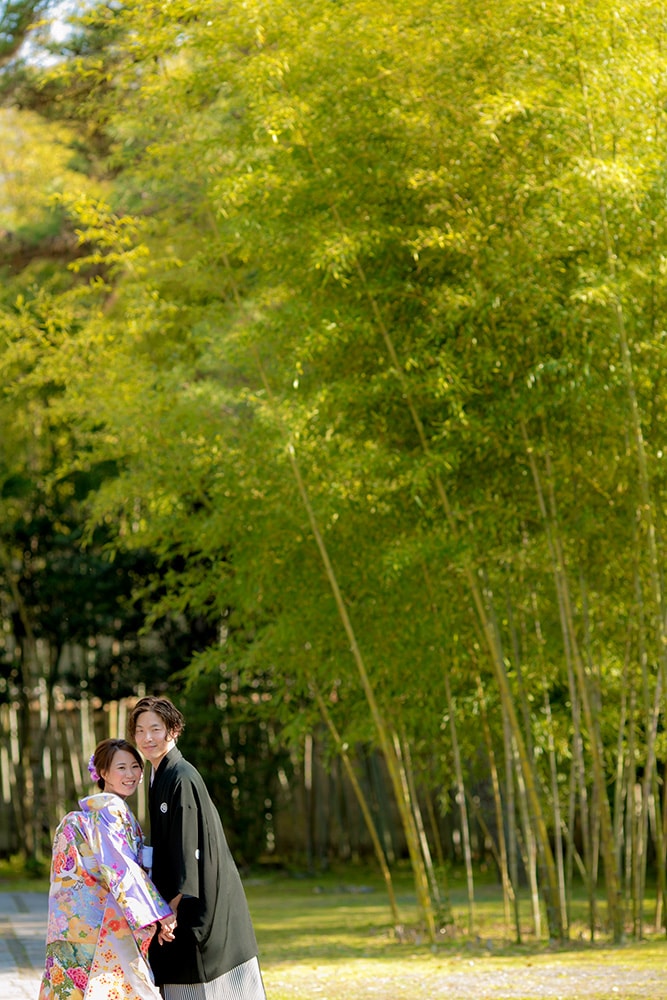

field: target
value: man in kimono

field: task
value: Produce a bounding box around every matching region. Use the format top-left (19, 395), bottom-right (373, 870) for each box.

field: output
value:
top-left (128, 695), bottom-right (267, 1000)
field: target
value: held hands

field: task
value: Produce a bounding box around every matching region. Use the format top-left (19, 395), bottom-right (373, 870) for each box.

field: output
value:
top-left (157, 912), bottom-right (177, 946)
top-left (156, 894), bottom-right (182, 945)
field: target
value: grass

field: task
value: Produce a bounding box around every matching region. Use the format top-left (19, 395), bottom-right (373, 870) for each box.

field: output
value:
top-left (3, 857), bottom-right (667, 998)
top-left (243, 866), bottom-right (667, 999)
top-left (0, 853), bottom-right (50, 892)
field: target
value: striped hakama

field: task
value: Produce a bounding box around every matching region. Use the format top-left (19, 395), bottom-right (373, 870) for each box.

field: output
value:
top-left (161, 956), bottom-right (266, 1000)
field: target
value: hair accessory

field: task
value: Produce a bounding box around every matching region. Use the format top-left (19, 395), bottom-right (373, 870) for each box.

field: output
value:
top-left (87, 754), bottom-right (100, 783)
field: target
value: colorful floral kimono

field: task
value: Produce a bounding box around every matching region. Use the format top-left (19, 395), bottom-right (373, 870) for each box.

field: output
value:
top-left (39, 792), bottom-right (173, 1000)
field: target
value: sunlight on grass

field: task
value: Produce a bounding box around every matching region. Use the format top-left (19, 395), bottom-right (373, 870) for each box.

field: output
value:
top-left (243, 868), bottom-right (667, 999)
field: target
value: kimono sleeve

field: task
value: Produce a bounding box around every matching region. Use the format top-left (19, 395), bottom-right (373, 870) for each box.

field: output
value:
top-left (87, 802), bottom-right (174, 931)
top-left (169, 776), bottom-right (202, 900)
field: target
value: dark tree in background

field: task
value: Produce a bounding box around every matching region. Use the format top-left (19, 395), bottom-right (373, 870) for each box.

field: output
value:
top-left (0, 0), bottom-right (49, 66)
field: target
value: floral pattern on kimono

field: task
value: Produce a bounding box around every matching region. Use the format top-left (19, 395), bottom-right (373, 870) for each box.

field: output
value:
top-left (39, 792), bottom-right (173, 1000)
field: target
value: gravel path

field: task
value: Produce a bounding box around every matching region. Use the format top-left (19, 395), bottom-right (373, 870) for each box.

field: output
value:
top-left (267, 956), bottom-right (667, 999)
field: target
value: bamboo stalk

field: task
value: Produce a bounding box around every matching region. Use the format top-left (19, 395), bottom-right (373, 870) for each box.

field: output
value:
top-left (396, 730), bottom-right (452, 925)
top-left (542, 685), bottom-right (568, 935)
top-left (522, 423), bottom-right (615, 938)
top-left (304, 688), bottom-right (403, 932)
top-left (503, 702), bottom-right (522, 943)
top-left (443, 671), bottom-right (475, 935)
top-left (476, 674), bottom-right (516, 939)
top-left (514, 738), bottom-right (541, 938)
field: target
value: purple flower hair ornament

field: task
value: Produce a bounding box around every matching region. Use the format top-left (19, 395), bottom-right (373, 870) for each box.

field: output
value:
top-left (87, 754), bottom-right (100, 783)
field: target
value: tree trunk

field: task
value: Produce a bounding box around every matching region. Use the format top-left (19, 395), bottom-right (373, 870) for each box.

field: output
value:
top-left (0, 541), bottom-right (42, 860)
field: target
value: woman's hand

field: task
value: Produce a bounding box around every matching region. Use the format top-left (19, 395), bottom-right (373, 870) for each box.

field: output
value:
top-left (157, 912), bottom-right (177, 945)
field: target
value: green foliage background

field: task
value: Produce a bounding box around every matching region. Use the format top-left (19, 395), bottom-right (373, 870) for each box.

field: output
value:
top-left (2, 0), bottom-right (667, 940)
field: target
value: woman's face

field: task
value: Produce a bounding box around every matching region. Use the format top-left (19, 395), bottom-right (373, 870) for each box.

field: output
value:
top-left (101, 749), bottom-right (144, 798)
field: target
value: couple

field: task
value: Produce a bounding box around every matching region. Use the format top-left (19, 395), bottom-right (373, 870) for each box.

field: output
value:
top-left (39, 695), bottom-right (266, 1000)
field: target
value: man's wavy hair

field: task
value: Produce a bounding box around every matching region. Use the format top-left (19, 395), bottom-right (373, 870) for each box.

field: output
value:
top-left (127, 696), bottom-right (185, 741)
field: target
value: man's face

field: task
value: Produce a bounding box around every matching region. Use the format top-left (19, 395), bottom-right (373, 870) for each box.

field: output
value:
top-left (133, 710), bottom-right (175, 766)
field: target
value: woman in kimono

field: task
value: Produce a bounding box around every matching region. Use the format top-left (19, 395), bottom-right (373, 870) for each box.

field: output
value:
top-left (39, 738), bottom-right (178, 1000)
top-left (129, 696), bottom-right (266, 1000)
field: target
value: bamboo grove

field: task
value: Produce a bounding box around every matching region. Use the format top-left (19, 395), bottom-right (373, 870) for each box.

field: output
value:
top-left (2, 0), bottom-right (667, 945)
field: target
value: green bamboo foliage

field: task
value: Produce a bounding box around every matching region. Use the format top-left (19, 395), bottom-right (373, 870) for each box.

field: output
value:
top-left (4, 0), bottom-right (667, 941)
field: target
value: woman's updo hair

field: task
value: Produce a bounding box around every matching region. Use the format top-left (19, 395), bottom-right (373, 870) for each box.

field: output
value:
top-left (90, 738), bottom-right (143, 791)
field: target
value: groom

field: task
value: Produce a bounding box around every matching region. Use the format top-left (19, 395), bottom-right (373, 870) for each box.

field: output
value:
top-left (128, 695), bottom-right (266, 1000)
